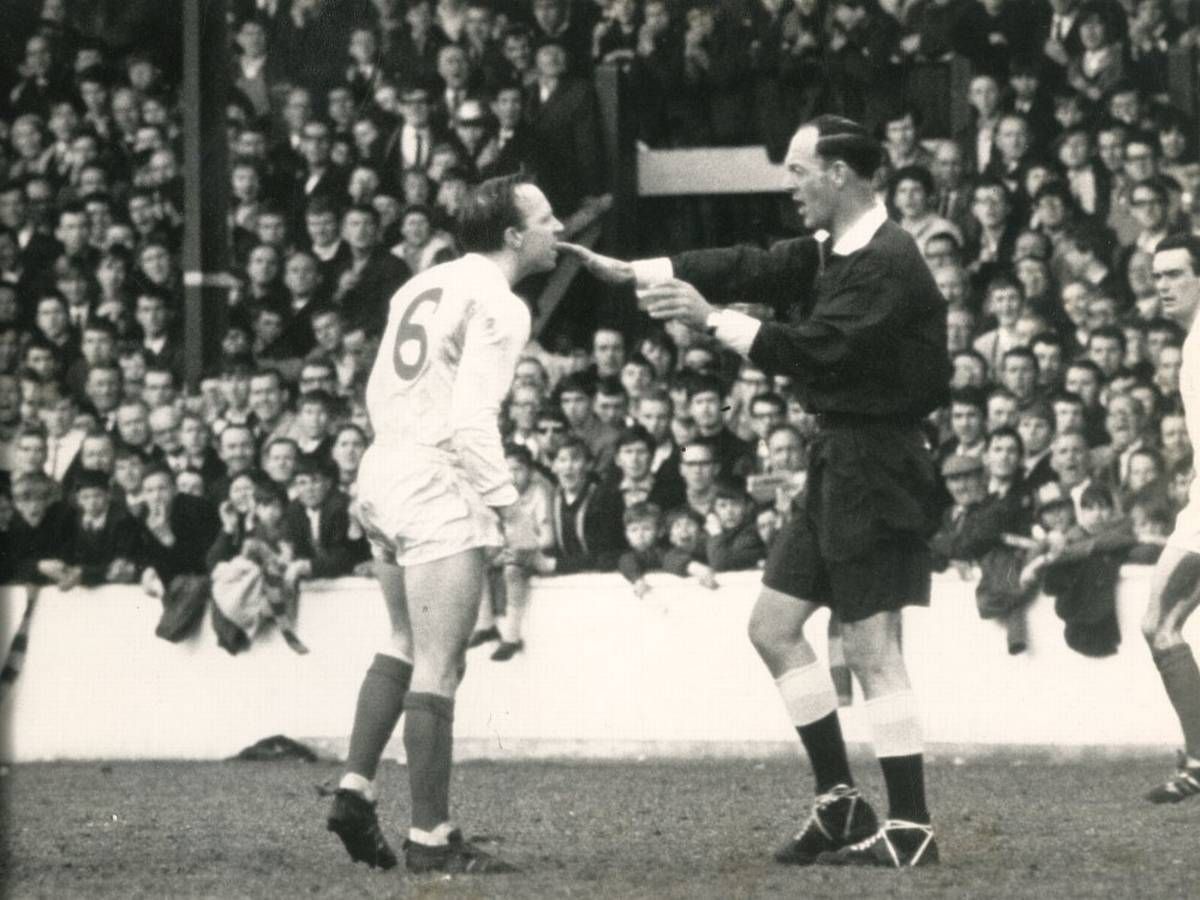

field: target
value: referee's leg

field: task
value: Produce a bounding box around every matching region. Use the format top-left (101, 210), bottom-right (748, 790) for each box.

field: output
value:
top-left (841, 610), bottom-right (930, 826)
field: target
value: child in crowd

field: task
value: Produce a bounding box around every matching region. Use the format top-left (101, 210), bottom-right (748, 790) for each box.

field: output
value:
top-left (705, 482), bottom-right (767, 572)
top-left (618, 502), bottom-right (719, 595)
top-left (471, 444), bottom-right (555, 661)
top-left (662, 506), bottom-right (719, 588)
top-left (58, 468), bottom-right (139, 586)
top-left (208, 476), bottom-right (308, 654)
top-left (1027, 483), bottom-right (1135, 657)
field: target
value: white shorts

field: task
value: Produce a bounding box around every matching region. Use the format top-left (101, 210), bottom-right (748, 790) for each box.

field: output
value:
top-left (1167, 500), bottom-right (1200, 556)
top-left (355, 445), bottom-right (502, 567)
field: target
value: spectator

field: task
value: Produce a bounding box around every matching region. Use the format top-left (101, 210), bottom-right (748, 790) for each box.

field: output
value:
top-left (704, 482), bottom-right (766, 572)
top-left (281, 456), bottom-right (368, 581)
top-left (542, 437), bottom-right (624, 573)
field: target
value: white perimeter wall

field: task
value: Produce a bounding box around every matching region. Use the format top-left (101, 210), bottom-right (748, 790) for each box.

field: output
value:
top-left (1, 568), bottom-right (1197, 761)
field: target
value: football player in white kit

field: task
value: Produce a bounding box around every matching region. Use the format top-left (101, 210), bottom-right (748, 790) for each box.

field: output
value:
top-left (326, 174), bottom-right (563, 873)
top-left (1143, 234), bottom-right (1200, 803)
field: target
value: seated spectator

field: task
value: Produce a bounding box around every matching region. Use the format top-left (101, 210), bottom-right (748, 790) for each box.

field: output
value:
top-left (678, 438), bottom-right (720, 518)
top-left (281, 457), bottom-right (369, 581)
top-left (888, 165), bottom-right (963, 257)
top-left (139, 466), bottom-right (221, 597)
top-left (704, 482), bottom-right (766, 572)
top-left (261, 437), bottom-right (300, 496)
top-left (391, 204), bottom-right (456, 274)
top-left (58, 468), bottom-right (139, 587)
top-left (543, 437), bottom-right (624, 574)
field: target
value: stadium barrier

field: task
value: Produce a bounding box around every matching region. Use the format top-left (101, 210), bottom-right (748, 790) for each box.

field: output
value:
top-left (1, 567), bottom-right (1197, 762)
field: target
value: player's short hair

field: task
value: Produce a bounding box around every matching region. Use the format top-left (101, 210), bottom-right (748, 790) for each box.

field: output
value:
top-left (457, 173), bottom-right (532, 254)
top-left (1155, 233), bottom-right (1200, 274)
top-left (808, 115), bottom-right (883, 179)
top-left (623, 501), bottom-right (661, 528)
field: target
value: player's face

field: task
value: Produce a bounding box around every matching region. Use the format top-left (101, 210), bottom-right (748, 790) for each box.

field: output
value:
top-left (1153, 247), bottom-right (1200, 328)
top-left (513, 185), bottom-right (564, 275)
top-left (784, 126), bottom-right (838, 230)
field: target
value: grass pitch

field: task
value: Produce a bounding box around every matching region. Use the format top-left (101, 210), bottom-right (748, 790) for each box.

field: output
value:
top-left (2, 755), bottom-right (1197, 898)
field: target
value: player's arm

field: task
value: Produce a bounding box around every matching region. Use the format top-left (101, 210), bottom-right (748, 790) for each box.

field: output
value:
top-left (450, 300), bottom-right (530, 509)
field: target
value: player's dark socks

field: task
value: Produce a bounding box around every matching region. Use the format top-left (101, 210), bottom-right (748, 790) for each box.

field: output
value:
top-left (879, 754), bottom-right (930, 825)
top-left (797, 712), bottom-right (854, 794)
top-left (346, 654), bottom-right (413, 779)
top-left (404, 692), bottom-right (455, 830)
top-left (1154, 644), bottom-right (1200, 758)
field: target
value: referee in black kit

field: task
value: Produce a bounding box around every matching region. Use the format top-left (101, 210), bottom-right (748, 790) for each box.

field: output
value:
top-left (561, 115), bottom-right (951, 869)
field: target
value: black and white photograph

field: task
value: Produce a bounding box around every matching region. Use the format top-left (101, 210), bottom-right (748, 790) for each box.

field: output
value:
top-left (2, 0), bottom-right (1200, 896)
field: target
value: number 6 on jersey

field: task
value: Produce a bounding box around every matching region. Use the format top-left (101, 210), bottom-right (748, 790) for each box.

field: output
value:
top-left (393, 287), bottom-right (443, 380)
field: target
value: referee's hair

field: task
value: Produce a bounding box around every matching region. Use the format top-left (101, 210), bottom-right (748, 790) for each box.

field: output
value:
top-left (808, 115), bottom-right (883, 179)
top-left (1154, 233), bottom-right (1200, 274)
top-left (458, 172), bottom-right (531, 254)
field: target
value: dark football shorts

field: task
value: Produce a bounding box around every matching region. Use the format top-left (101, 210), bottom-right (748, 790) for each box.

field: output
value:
top-left (762, 421), bottom-right (938, 623)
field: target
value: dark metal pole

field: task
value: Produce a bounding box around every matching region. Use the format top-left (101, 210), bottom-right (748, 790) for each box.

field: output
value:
top-left (181, 0), bottom-right (231, 391)
top-left (594, 63), bottom-right (637, 257)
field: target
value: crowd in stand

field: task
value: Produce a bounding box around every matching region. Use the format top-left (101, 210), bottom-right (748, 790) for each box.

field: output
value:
top-left (2, 0), bottom-right (1200, 659)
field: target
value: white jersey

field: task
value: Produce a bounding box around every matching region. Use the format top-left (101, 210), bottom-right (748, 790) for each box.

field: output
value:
top-left (1181, 322), bottom-right (1200, 511)
top-left (364, 253), bottom-right (531, 508)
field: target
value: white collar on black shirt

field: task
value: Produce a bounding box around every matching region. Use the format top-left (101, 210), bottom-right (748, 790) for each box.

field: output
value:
top-left (829, 202), bottom-right (888, 256)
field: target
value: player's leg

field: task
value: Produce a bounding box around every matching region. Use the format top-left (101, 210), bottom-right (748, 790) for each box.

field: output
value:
top-left (821, 609), bottom-right (937, 868)
top-left (402, 547), bottom-right (515, 874)
top-left (827, 615), bottom-right (853, 706)
top-left (1142, 544), bottom-right (1200, 802)
top-left (328, 561), bottom-right (413, 869)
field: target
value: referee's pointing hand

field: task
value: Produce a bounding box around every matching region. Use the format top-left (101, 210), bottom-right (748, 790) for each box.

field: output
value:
top-left (637, 279), bottom-right (715, 330)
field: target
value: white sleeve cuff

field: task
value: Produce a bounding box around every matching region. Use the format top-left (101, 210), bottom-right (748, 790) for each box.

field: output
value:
top-left (631, 257), bottom-right (673, 287)
top-left (706, 309), bottom-right (762, 357)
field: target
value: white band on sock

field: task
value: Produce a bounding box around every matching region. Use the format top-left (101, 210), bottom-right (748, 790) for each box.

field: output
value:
top-left (338, 772), bottom-right (377, 802)
top-left (774, 661), bottom-right (839, 727)
top-left (409, 821), bottom-right (457, 846)
top-left (865, 690), bottom-right (924, 758)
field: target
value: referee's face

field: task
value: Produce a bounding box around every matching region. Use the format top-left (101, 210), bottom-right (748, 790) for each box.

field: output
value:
top-left (785, 126), bottom-right (837, 230)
